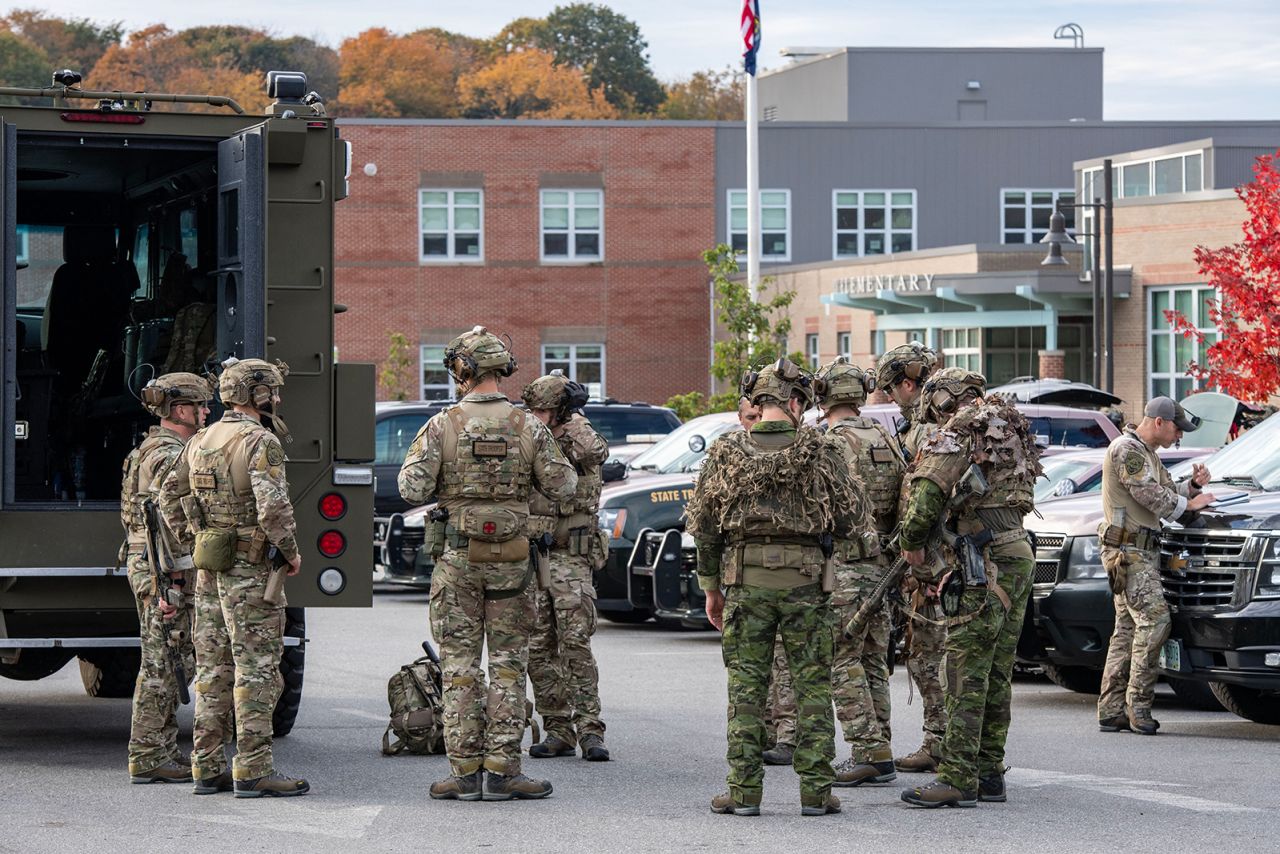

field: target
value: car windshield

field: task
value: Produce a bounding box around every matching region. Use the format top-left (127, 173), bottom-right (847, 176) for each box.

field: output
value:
top-left (627, 418), bottom-right (739, 474)
top-left (1169, 412), bottom-right (1280, 490)
top-left (1034, 458), bottom-right (1099, 502)
top-left (589, 408), bottom-right (678, 445)
top-left (375, 411), bottom-right (436, 465)
top-left (1026, 416), bottom-right (1112, 448)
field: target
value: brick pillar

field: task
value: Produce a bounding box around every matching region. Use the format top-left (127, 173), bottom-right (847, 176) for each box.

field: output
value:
top-left (1038, 349), bottom-right (1066, 380)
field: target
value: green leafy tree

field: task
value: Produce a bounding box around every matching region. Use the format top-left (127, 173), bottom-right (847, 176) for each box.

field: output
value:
top-left (659, 68), bottom-right (743, 120)
top-left (664, 244), bottom-right (803, 418)
top-left (537, 4), bottom-right (665, 115)
top-left (0, 30), bottom-right (51, 96)
top-left (380, 332), bottom-right (416, 401)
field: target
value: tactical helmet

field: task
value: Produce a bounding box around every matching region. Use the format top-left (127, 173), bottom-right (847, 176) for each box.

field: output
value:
top-left (141, 372), bottom-right (213, 418)
top-left (740, 358), bottom-right (816, 409)
top-left (218, 357), bottom-right (289, 407)
top-left (443, 325), bottom-right (518, 385)
top-left (814, 357), bottom-right (874, 409)
top-left (522, 369), bottom-right (589, 423)
top-left (875, 342), bottom-right (938, 391)
top-left (920, 367), bottom-right (986, 421)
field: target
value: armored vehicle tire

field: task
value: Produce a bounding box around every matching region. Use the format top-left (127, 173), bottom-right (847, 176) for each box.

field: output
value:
top-left (1042, 663), bottom-right (1102, 694)
top-left (1209, 682), bottom-right (1280, 725)
top-left (600, 608), bottom-right (652, 624)
top-left (1168, 677), bottom-right (1225, 711)
top-left (79, 649), bottom-right (142, 698)
top-left (273, 607), bottom-right (306, 737)
top-left (0, 648), bottom-right (75, 681)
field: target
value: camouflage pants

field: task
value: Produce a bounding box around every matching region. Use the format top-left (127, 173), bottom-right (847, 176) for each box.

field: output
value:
top-left (766, 637), bottom-right (796, 747)
top-left (127, 555), bottom-right (195, 774)
top-left (191, 562), bottom-right (285, 782)
top-left (722, 583), bottom-right (835, 807)
top-left (832, 562), bottom-right (892, 761)
top-left (527, 551), bottom-right (604, 744)
top-left (430, 548), bottom-right (533, 777)
top-left (936, 555), bottom-right (1033, 791)
top-left (1098, 548), bottom-right (1171, 717)
top-left (905, 587), bottom-right (947, 755)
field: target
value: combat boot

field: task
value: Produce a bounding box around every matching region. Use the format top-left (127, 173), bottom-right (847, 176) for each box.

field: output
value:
top-left (484, 772), bottom-right (553, 801)
top-left (1128, 707), bottom-right (1160, 735)
top-left (762, 742), bottom-right (794, 766)
top-left (1098, 713), bottom-right (1132, 732)
top-left (710, 792), bottom-right (760, 816)
top-left (894, 745), bottom-right (939, 773)
top-left (977, 771), bottom-right (1007, 803)
top-left (192, 770), bottom-right (234, 795)
top-left (233, 773), bottom-right (311, 798)
top-left (130, 761), bottom-right (193, 784)
top-left (800, 793), bottom-right (842, 816)
top-left (900, 779), bottom-right (977, 809)
top-left (580, 733), bottom-right (611, 762)
top-left (834, 757), bottom-right (897, 787)
top-left (428, 770), bottom-right (483, 801)
top-left (529, 734), bottom-right (576, 758)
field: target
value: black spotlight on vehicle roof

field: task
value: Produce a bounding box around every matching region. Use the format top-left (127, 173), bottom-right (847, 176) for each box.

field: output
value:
top-left (266, 71), bottom-right (308, 103)
top-left (52, 69), bottom-right (82, 88)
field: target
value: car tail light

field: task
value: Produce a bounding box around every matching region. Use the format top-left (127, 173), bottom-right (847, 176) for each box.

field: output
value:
top-left (319, 492), bottom-right (347, 520)
top-left (318, 530), bottom-right (346, 558)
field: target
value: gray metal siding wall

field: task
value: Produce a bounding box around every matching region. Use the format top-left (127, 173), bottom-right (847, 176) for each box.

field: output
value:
top-left (714, 123), bottom-right (1280, 267)
top-left (1211, 144), bottom-right (1280, 189)
top-left (758, 53), bottom-right (849, 123)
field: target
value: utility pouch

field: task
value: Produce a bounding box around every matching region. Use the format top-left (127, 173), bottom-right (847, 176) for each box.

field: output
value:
top-left (467, 536), bottom-right (528, 564)
top-left (424, 519), bottom-right (447, 559)
top-left (457, 507), bottom-right (525, 544)
top-left (193, 528), bottom-right (237, 572)
top-left (568, 527), bottom-right (591, 557)
top-left (246, 528), bottom-right (268, 564)
top-left (1100, 524), bottom-right (1127, 548)
top-left (723, 546), bottom-right (743, 587)
top-left (1102, 549), bottom-right (1129, 595)
top-left (589, 529), bottom-right (609, 572)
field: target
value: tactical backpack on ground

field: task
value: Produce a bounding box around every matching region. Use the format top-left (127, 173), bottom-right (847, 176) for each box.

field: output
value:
top-left (381, 643), bottom-right (446, 756)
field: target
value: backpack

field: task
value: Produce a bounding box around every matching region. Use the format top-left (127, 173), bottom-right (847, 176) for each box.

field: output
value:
top-left (381, 643), bottom-right (446, 756)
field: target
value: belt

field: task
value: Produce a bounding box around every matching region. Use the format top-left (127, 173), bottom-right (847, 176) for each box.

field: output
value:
top-left (1101, 524), bottom-right (1160, 551)
top-left (729, 535), bottom-right (820, 547)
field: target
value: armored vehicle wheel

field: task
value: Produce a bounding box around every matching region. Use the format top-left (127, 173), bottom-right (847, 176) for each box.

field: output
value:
top-left (273, 608), bottom-right (306, 737)
top-left (600, 608), bottom-right (651, 625)
top-left (1042, 663), bottom-right (1102, 694)
top-left (1168, 677), bottom-right (1225, 711)
top-left (1209, 682), bottom-right (1280, 725)
top-left (0, 648), bottom-right (74, 681)
top-left (79, 649), bottom-right (141, 698)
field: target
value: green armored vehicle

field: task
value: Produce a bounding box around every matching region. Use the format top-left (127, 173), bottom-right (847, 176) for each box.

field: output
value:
top-left (0, 70), bottom-right (374, 733)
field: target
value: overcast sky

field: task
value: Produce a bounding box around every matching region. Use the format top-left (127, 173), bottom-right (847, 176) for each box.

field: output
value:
top-left (12, 0), bottom-right (1279, 120)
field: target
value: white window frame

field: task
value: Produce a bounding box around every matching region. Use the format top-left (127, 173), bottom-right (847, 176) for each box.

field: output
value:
top-left (1148, 285), bottom-right (1217, 400)
top-left (541, 343), bottom-right (606, 396)
top-left (728, 189), bottom-right (791, 262)
top-left (999, 188), bottom-right (1076, 245)
top-left (831, 189), bottom-right (917, 259)
top-left (836, 331), bottom-right (852, 361)
top-left (941, 327), bottom-right (982, 372)
top-left (805, 333), bottom-right (819, 370)
top-left (540, 189), bottom-right (603, 263)
top-left (419, 344), bottom-right (457, 401)
top-left (15, 225), bottom-right (29, 265)
top-left (418, 189), bottom-right (484, 263)
top-left (1082, 149), bottom-right (1205, 201)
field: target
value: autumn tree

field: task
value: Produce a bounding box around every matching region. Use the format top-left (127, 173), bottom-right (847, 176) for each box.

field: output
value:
top-left (1, 10), bottom-right (121, 77)
top-left (660, 69), bottom-right (743, 120)
top-left (0, 30), bottom-right (49, 91)
top-left (335, 28), bottom-right (464, 117)
top-left (539, 4), bottom-right (664, 115)
top-left (176, 27), bottom-right (339, 102)
top-left (1169, 150), bottom-right (1280, 402)
top-left (457, 48), bottom-right (617, 120)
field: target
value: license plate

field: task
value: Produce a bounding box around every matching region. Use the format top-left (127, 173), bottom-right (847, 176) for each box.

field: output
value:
top-left (1158, 638), bottom-right (1184, 672)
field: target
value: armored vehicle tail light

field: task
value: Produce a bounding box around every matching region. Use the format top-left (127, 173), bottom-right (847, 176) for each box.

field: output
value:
top-left (319, 493), bottom-right (347, 521)
top-left (60, 112), bottom-right (145, 124)
top-left (318, 530), bottom-right (346, 558)
top-left (318, 568), bottom-right (346, 595)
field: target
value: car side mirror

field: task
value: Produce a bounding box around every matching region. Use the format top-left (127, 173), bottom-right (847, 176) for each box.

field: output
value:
top-left (688, 435), bottom-right (706, 453)
top-left (1053, 478), bottom-right (1078, 497)
top-left (602, 459), bottom-right (627, 483)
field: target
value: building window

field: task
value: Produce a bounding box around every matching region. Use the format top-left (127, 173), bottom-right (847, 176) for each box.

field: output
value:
top-left (16, 225), bottom-right (29, 265)
top-left (832, 190), bottom-right (916, 258)
top-left (419, 344), bottom-right (457, 400)
top-left (1149, 286), bottom-right (1217, 400)
top-left (805, 333), bottom-right (819, 370)
top-left (836, 331), bottom-right (851, 361)
top-left (728, 189), bottom-right (790, 261)
top-left (542, 343), bottom-right (605, 397)
top-left (1001, 189), bottom-right (1075, 244)
top-left (941, 328), bottom-right (981, 372)
top-left (1083, 151), bottom-right (1204, 202)
top-left (419, 190), bottom-right (483, 262)
top-left (541, 190), bottom-right (602, 262)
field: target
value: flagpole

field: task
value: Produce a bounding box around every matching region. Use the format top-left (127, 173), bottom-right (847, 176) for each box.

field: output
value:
top-left (746, 69), bottom-right (760, 304)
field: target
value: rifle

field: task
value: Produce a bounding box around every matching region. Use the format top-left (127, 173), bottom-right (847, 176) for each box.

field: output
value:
top-left (844, 550), bottom-right (908, 639)
top-left (264, 545), bottom-right (289, 606)
top-left (141, 499), bottom-right (191, 705)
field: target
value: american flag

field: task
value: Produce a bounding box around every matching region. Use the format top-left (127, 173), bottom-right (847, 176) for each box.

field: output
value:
top-left (741, 0), bottom-right (761, 76)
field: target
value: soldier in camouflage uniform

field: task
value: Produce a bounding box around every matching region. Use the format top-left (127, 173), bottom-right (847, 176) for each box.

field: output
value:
top-left (398, 328), bottom-right (576, 802)
top-left (160, 357), bottom-right (307, 797)
top-left (875, 343), bottom-right (947, 773)
top-left (522, 372), bottom-right (612, 762)
top-left (1097, 397), bottom-right (1213, 735)
top-left (897, 371), bottom-right (1043, 808)
top-left (122, 373), bottom-right (211, 784)
top-left (815, 358), bottom-right (905, 787)
top-left (687, 359), bottom-right (868, 817)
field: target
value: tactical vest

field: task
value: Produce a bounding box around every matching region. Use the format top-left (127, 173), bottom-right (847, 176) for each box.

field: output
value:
top-left (1101, 430), bottom-right (1167, 532)
top-left (831, 416), bottom-right (904, 531)
top-left (185, 418), bottom-right (260, 531)
top-left (437, 400), bottom-right (534, 506)
top-left (120, 428), bottom-right (184, 541)
top-left (720, 430), bottom-right (826, 542)
top-left (956, 404), bottom-right (1038, 529)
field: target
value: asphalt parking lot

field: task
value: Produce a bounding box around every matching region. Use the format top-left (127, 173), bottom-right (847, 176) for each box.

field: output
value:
top-left (2, 587), bottom-right (1277, 853)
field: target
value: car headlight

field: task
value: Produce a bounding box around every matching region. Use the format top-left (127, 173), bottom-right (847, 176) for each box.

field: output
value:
top-left (597, 508), bottom-right (628, 540)
top-left (1256, 536), bottom-right (1280, 599)
top-left (1065, 535), bottom-right (1105, 581)
top-left (402, 513), bottom-right (425, 530)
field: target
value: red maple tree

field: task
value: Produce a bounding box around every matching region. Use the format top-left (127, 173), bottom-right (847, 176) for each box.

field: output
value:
top-left (1169, 150), bottom-right (1280, 402)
